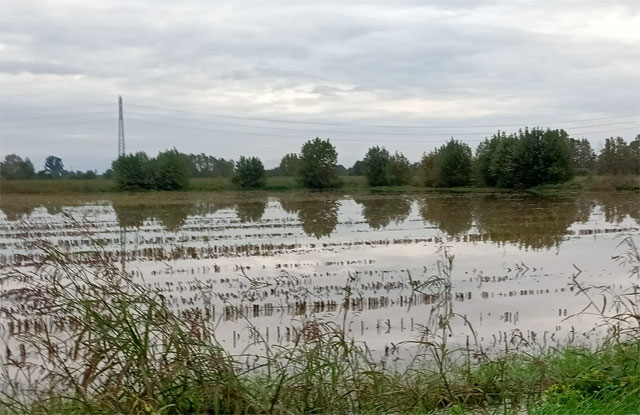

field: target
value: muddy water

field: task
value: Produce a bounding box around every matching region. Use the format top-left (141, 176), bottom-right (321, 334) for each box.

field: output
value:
top-left (1, 191), bottom-right (638, 358)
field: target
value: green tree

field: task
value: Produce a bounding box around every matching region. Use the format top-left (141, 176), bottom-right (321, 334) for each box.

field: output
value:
top-left (112, 152), bottom-right (153, 191)
top-left (567, 138), bottom-right (596, 174)
top-left (232, 156), bottom-right (266, 189)
top-left (298, 137), bottom-right (340, 189)
top-left (512, 128), bottom-right (573, 188)
top-left (0, 154), bottom-right (35, 179)
top-left (152, 149), bottom-right (190, 191)
top-left (388, 152), bottom-right (412, 185)
top-left (278, 153), bottom-right (300, 176)
top-left (43, 155), bottom-right (65, 178)
top-left (363, 146), bottom-right (390, 186)
top-left (348, 160), bottom-right (365, 176)
top-left (473, 135), bottom-right (502, 186)
top-left (629, 135), bottom-right (640, 174)
top-left (490, 134), bottom-right (519, 188)
top-left (436, 139), bottom-right (473, 187)
top-left (418, 152), bottom-right (439, 187)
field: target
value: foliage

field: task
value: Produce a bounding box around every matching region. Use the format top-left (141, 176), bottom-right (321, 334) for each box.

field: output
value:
top-left (0, 154), bottom-right (35, 180)
top-left (598, 136), bottom-right (639, 175)
top-left (348, 160), bottom-right (365, 176)
top-left (363, 146), bottom-right (390, 186)
top-left (112, 152), bottom-right (153, 191)
top-left (43, 155), bottom-right (64, 177)
top-left (388, 152), bottom-right (412, 185)
top-left (278, 153), bottom-right (301, 176)
top-left (363, 147), bottom-right (412, 187)
top-left (232, 156), bottom-right (267, 189)
top-left (474, 128), bottom-right (574, 189)
top-left (419, 139), bottom-right (472, 187)
top-left (152, 149), bottom-right (191, 191)
top-left (183, 153), bottom-right (234, 178)
top-left (298, 137), bottom-right (341, 189)
top-left (566, 137), bottom-right (596, 174)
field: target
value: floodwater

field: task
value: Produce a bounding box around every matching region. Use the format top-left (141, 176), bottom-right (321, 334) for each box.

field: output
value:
top-left (1, 190), bottom-right (639, 358)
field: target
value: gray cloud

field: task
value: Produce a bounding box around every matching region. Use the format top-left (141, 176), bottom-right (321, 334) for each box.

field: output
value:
top-left (1, 0), bottom-right (638, 171)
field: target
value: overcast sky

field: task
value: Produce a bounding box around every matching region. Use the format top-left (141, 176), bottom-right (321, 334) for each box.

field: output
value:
top-left (1, 0), bottom-right (639, 172)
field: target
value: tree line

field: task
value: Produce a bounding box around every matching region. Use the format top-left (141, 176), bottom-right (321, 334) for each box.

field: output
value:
top-left (1, 130), bottom-right (638, 191)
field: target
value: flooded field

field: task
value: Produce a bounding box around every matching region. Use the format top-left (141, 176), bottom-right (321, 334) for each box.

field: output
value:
top-left (1, 191), bottom-right (638, 360)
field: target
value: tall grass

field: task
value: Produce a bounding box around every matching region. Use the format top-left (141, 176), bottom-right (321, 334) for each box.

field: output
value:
top-left (1, 234), bottom-right (639, 414)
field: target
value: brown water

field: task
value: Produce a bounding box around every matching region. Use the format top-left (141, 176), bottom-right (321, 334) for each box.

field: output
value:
top-left (1, 190), bottom-right (638, 357)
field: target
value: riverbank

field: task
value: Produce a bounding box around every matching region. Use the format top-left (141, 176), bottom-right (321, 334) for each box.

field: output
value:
top-left (1, 175), bottom-right (637, 195)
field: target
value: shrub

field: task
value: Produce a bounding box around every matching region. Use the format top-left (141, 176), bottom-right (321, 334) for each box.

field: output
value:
top-left (232, 156), bottom-right (266, 189)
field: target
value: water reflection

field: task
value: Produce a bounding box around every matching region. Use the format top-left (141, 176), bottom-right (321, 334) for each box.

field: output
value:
top-left (1, 192), bottom-right (638, 249)
top-left (353, 195), bottom-right (412, 230)
top-left (235, 199), bottom-right (267, 223)
top-left (280, 195), bottom-right (340, 238)
top-left (473, 195), bottom-right (582, 250)
top-left (417, 195), bottom-right (473, 236)
top-left (594, 193), bottom-right (640, 224)
top-left (112, 201), bottom-right (192, 231)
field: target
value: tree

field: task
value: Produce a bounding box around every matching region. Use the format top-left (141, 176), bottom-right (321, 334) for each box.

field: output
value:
top-left (298, 138), bottom-right (341, 189)
top-left (388, 152), bottom-right (412, 185)
top-left (348, 160), bottom-right (365, 176)
top-left (44, 156), bottom-right (65, 177)
top-left (0, 154), bottom-right (35, 179)
top-left (152, 149), bottom-right (190, 191)
top-left (363, 146), bottom-right (390, 186)
top-left (567, 138), bottom-right (596, 174)
top-left (112, 152), bottom-right (153, 191)
top-left (278, 153), bottom-right (300, 176)
top-left (232, 156), bottom-right (266, 189)
top-left (436, 139), bottom-right (473, 187)
top-left (512, 128), bottom-right (573, 188)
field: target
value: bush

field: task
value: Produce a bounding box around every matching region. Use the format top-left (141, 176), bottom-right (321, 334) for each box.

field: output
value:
top-left (298, 138), bottom-right (341, 189)
top-left (232, 156), bottom-right (266, 189)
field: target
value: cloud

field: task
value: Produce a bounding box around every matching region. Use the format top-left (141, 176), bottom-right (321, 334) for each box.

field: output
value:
top-left (0, 0), bottom-right (638, 171)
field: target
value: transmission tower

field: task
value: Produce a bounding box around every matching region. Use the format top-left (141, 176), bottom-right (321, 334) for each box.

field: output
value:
top-left (118, 95), bottom-right (125, 157)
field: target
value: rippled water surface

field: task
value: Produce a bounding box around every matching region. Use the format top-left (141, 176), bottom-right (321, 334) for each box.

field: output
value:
top-left (1, 191), bottom-right (638, 356)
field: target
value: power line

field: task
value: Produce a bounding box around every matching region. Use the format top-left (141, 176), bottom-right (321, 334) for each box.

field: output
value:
top-left (0, 111), bottom-right (115, 122)
top-left (125, 118), bottom-right (637, 144)
top-left (126, 103), bottom-right (640, 129)
top-left (0, 103), bottom-right (112, 115)
top-left (125, 110), bottom-right (638, 137)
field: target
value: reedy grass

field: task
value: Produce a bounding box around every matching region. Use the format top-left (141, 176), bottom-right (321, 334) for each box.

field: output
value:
top-left (1, 232), bottom-right (639, 414)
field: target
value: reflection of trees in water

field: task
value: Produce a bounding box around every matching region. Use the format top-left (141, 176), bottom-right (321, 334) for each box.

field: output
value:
top-left (473, 195), bottom-right (580, 250)
top-left (353, 195), bottom-right (412, 229)
top-left (0, 204), bottom-right (36, 221)
top-left (279, 195), bottom-right (340, 238)
top-left (417, 195), bottom-right (473, 236)
top-left (112, 202), bottom-right (191, 231)
top-left (593, 193), bottom-right (640, 224)
top-left (235, 199), bottom-right (267, 223)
